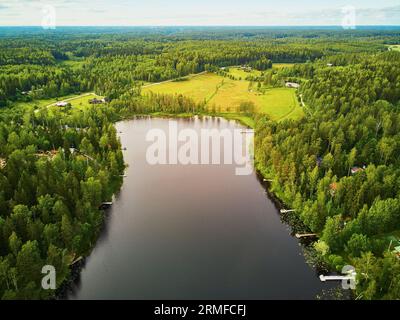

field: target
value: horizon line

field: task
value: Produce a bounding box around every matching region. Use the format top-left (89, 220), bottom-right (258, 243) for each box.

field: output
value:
top-left (0, 25), bottom-right (400, 28)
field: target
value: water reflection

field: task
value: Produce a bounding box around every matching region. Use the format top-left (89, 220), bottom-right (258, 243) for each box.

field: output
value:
top-left (68, 117), bottom-right (334, 300)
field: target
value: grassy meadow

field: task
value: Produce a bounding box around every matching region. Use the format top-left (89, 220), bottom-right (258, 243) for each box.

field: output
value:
top-left (143, 73), bottom-right (221, 103)
top-left (389, 45), bottom-right (400, 52)
top-left (226, 67), bottom-right (262, 79)
top-left (12, 93), bottom-right (104, 112)
top-left (273, 63), bottom-right (295, 69)
top-left (57, 93), bottom-right (104, 110)
top-left (142, 71), bottom-right (303, 122)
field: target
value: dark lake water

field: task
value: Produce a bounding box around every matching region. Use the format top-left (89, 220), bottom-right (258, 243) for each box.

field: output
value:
top-left (69, 117), bottom-right (334, 300)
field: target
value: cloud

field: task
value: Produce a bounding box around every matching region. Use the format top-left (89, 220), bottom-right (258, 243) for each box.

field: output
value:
top-left (242, 5), bottom-right (400, 25)
top-left (0, 1), bottom-right (398, 26)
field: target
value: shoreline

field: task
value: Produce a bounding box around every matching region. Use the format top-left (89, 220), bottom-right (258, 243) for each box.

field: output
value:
top-left (55, 114), bottom-right (339, 300)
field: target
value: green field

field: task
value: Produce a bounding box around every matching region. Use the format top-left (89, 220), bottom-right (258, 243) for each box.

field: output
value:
top-left (273, 63), bottom-right (295, 69)
top-left (12, 94), bottom-right (78, 110)
top-left (389, 45), bottom-right (400, 52)
top-left (12, 93), bottom-right (104, 112)
top-left (255, 87), bottom-right (303, 120)
top-left (56, 93), bottom-right (104, 110)
top-left (58, 59), bottom-right (86, 69)
top-left (226, 67), bottom-right (262, 79)
top-left (142, 72), bottom-right (303, 121)
top-left (143, 73), bottom-right (221, 103)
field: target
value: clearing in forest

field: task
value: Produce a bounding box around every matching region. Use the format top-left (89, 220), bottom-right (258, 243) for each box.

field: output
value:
top-left (14, 93), bottom-right (104, 112)
top-left (273, 63), bottom-right (296, 69)
top-left (142, 71), bottom-right (303, 121)
top-left (225, 67), bottom-right (262, 80)
top-left (142, 73), bottom-right (220, 104)
top-left (389, 45), bottom-right (400, 52)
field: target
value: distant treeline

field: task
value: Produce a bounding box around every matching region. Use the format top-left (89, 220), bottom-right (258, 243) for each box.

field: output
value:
top-left (0, 30), bottom-right (393, 106)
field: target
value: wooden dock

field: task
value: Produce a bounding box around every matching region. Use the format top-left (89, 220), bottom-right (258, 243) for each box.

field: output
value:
top-left (280, 209), bottom-right (296, 214)
top-left (295, 233), bottom-right (317, 239)
top-left (320, 274), bottom-right (356, 282)
top-left (99, 202), bottom-right (113, 209)
top-left (70, 256), bottom-right (83, 266)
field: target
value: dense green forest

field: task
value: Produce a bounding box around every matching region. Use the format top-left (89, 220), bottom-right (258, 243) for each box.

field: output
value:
top-left (255, 51), bottom-right (400, 299)
top-left (0, 27), bottom-right (391, 105)
top-left (0, 104), bottom-right (125, 299)
top-left (0, 27), bottom-right (400, 299)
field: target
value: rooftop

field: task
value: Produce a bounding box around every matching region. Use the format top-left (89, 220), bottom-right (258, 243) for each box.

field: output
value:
top-left (0, 158), bottom-right (6, 169)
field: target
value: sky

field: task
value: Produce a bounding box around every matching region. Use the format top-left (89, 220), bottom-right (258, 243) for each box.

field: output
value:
top-left (0, 0), bottom-right (399, 26)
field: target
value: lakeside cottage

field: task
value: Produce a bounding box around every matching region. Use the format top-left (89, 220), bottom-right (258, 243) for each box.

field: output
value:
top-left (351, 166), bottom-right (366, 175)
top-left (0, 158), bottom-right (6, 169)
top-left (89, 98), bottom-right (108, 104)
top-left (56, 101), bottom-right (69, 107)
top-left (35, 150), bottom-right (59, 160)
top-left (285, 82), bottom-right (300, 89)
top-left (240, 65), bottom-right (253, 72)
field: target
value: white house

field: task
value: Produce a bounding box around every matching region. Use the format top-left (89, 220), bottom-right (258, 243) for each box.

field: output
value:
top-left (285, 82), bottom-right (300, 89)
top-left (56, 101), bottom-right (69, 107)
top-left (0, 158), bottom-right (6, 169)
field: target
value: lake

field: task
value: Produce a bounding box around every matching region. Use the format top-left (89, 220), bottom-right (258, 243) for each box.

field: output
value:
top-left (68, 117), bottom-right (334, 300)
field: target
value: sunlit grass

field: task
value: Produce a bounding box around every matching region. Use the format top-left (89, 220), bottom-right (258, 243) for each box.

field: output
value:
top-left (389, 45), bottom-right (400, 52)
top-left (226, 67), bottom-right (262, 79)
top-left (142, 72), bottom-right (222, 103)
top-left (142, 71), bottom-right (304, 121)
top-left (273, 63), bottom-right (295, 69)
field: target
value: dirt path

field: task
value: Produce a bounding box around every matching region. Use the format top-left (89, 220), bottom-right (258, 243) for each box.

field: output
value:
top-left (299, 93), bottom-right (313, 116)
top-left (45, 92), bottom-right (97, 108)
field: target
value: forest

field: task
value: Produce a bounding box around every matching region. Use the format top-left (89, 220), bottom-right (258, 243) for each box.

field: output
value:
top-left (0, 102), bottom-right (125, 299)
top-left (255, 51), bottom-right (400, 299)
top-left (0, 27), bottom-right (399, 299)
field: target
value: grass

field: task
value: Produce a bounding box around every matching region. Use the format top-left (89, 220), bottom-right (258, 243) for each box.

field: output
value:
top-left (389, 45), bottom-right (400, 52)
top-left (142, 72), bottom-right (222, 103)
top-left (58, 94), bottom-right (103, 110)
top-left (12, 94), bottom-right (79, 110)
top-left (273, 63), bottom-right (295, 69)
top-left (207, 78), bottom-right (251, 111)
top-left (58, 59), bottom-right (86, 69)
top-left (255, 88), bottom-right (302, 121)
top-left (143, 72), bottom-right (304, 122)
top-left (215, 112), bottom-right (255, 128)
top-left (11, 93), bottom-right (104, 113)
top-left (226, 67), bottom-right (261, 79)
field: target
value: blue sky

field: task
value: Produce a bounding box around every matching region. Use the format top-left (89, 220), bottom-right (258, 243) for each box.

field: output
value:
top-left (0, 0), bottom-right (399, 26)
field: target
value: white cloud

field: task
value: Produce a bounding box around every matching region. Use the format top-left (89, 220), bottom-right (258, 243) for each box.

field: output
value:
top-left (0, 1), bottom-right (398, 26)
